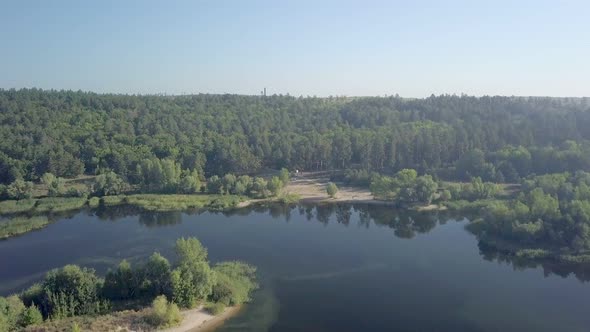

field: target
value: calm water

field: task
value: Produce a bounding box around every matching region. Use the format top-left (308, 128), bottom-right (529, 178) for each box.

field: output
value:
top-left (1, 204), bottom-right (590, 332)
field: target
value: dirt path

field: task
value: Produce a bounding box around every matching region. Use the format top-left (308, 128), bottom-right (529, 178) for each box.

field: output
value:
top-left (158, 306), bottom-right (240, 332)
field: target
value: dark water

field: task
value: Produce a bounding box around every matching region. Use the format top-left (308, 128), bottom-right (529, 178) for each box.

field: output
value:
top-left (1, 204), bottom-right (590, 332)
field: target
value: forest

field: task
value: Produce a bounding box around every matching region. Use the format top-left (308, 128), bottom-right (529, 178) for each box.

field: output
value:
top-left (1, 89), bottom-right (590, 185)
top-left (3, 89), bottom-right (590, 257)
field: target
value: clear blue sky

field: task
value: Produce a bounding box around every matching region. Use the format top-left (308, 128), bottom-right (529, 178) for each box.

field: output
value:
top-left (1, 0), bottom-right (589, 97)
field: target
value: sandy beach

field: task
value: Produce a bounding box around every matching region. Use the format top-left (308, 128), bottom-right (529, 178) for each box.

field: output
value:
top-left (159, 306), bottom-right (241, 332)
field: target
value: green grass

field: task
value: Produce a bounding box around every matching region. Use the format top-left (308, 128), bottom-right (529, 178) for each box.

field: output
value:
top-left (276, 193), bottom-right (301, 204)
top-left (0, 199), bottom-right (38, 214)
top-left (123, 194), bottom-right (242, 211)
top-left (88, 197), bottom-right (101, 208)
top-left (101, 195), bottom-right (127, 206)
top-left (34, 197), bottom-right (88, 213)
top-left (443, 198), bottom-right (504, 212)
top-left (0, 216), bottom-right (50, 239)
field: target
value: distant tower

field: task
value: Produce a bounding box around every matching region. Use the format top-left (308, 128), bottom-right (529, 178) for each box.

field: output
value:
top-left (264, 88), bottom-right (266, 96)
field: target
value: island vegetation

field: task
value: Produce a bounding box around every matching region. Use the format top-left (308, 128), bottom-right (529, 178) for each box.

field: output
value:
top-left (0, 237), bottom-right (257, 331)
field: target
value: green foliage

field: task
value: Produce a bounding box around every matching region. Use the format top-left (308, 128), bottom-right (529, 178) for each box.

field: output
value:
top-left (210, 262), bottom-right (258, 306)
top-left (142, 252), bottom-right (172, 298)
top-left (20, 304), bottom-right (43, 327)
top-left (267, 176), bottom-right (283, 196)
top-left (171, 238), bottom-right (215, 308)
top-left (88, 196), bottom-right (100, 208)
top-left (147, 295), bottom-right (182, 328)
top-left (205, 302), bottom-right (226, 315)
top-left (103, 260), bottom-right (139, 301)
top-left (440, 189), bottom-right (452, 201)
top-left (279, 168), bottom-right (290, 186)
top-left (0, 216), bottom-right (50, 239)
top-left (42, 173), bottom-right (66, 197)
top-left (6, 179), bottom-right (34, 200)
top-left (370, 169), bottom-right (437, 204)
top-left (34, 197), bottom-right (87, 213)
top-left (41, 265), bottom-right (105, 318)
top-left (179, 169), bottom-right (201, 194)
top-left (71, 322), bottom-right (81, 332)
top-left (326, 182), bottom-right (338, 198)
top-left (0, 295), bottom-right (25, 331)
top-left (92, 171), bottom-right (126, 196)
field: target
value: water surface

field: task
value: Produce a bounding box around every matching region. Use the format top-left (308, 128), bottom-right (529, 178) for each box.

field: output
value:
top-left (1, 204), bottom-right (589, 332)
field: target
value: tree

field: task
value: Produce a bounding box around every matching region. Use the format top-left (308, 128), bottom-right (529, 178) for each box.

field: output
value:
top-left (171, 238), bottom-right (215, 308)
top-left (267, 176), bottom-right (282, 196)
top-left (440, 189), bottom-right (452, 201)
top-left (7, 179), bottom-right (34, 200)
top-left (41, 265), bottom-right (104, 318)
top-left (103, 260), bottom-right (139, 300)
top-left (142, 252), bottom-right (172, 298)
top-left (279, 168), bottom-right (290, 186)
top-left (179, 170), bottom-right (201, 194)
top-left (414, 175), bottom-right (438, 204)
top-left (92, 171), bottom-right (126, 196)
top-left (326, 182), bottom-right (338, 198)
top-left (42, 172), bottom-right (66, 197)
top-left (19, 304), bottom-right (43, 327)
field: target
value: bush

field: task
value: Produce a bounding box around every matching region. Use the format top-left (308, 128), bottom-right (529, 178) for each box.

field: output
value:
top-left (210, 262), bottom-right (258, 306)
top-left (148, 295), bottom-right (182, 328)
top-left (326, 182), bottom-right (338, 198)
top-left (7, 179), bottom-right (34, 200)
top-left (205, 302), bottom-right (225, 315)
top-left (88, 196), bottom-right (100, 208)
top-left (20, 304), bottom-right (43, 326)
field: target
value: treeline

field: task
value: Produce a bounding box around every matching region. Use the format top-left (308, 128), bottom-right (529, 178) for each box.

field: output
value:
top-left (471, 172), bottom-right (590, 255)
top-left (2, 89), bottom-right (590, 184)
top-left (0, 237), bottom-right (257, 330)
top-left (0, 164), bottom-right (290, 202)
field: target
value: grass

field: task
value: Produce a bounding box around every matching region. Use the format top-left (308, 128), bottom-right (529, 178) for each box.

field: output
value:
top-left (276, 193), bottom-right (301, 204)
top-left (88, 197), bottom-right (100, 208)
top-left (0, 216), bottom-right (50, 239)
top-left (101, 195), bottom-right (127, 206)
top-left (0, 199), bottom-right (38, 214)
top-left (442, 198), bottom-right (505, 212)
top-left (123, 194), bottom-right (242, 211)
top-left (34, 197), bottom-right (88, 213)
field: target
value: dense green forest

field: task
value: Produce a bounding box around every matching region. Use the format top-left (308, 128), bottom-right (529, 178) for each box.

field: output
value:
top-left (1, 89), bottom-right (590, 185)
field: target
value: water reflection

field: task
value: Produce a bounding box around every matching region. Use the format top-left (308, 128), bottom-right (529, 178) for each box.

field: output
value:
top-left (478, 241), bottom-right (590, 282)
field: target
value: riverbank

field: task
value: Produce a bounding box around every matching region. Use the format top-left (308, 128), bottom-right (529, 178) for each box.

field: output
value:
top-left (161, 305), bottom-right (241, 332)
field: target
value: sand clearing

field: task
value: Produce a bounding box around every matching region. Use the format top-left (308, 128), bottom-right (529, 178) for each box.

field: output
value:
top-left (284, 173), bottom-right (376, 204)
top-left (159, 306), bottom-right (240, 332)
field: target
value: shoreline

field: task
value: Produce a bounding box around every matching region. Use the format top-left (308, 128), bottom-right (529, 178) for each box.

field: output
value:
top-left (159, 305), bottom-right (242, 332)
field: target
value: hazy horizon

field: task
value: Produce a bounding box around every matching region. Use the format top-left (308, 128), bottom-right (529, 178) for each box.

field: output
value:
top-left (1, 0), bottom-right (589, 97)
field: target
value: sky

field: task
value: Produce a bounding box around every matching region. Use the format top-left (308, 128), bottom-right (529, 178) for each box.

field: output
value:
top-left (1, 0), bottom-right (589, 97)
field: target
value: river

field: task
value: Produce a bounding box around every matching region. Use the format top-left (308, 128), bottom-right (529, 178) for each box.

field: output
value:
top-left (1, 204), bottom-right (589, 331)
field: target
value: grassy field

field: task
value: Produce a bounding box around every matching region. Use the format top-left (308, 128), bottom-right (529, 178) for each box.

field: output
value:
top-left (0, 216), bottom-right (50, 239)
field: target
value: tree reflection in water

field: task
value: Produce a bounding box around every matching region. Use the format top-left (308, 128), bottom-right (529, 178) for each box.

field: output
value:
top-left (88, 202), bottom-right (590, 282)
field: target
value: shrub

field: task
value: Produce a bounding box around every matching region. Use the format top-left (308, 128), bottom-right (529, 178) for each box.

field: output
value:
top-left (210, 262), bottom-right (257, 306)
top-left (148, 295), bottom-right (182, 328)
top-left (326, 182), bottom-right (338, 198)
top-left (20, 304), bottom-right (43, 326)
top-left (7, 179), bottom-right (34, 200)
top-left (205, 302), bottom-right (225, 315)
